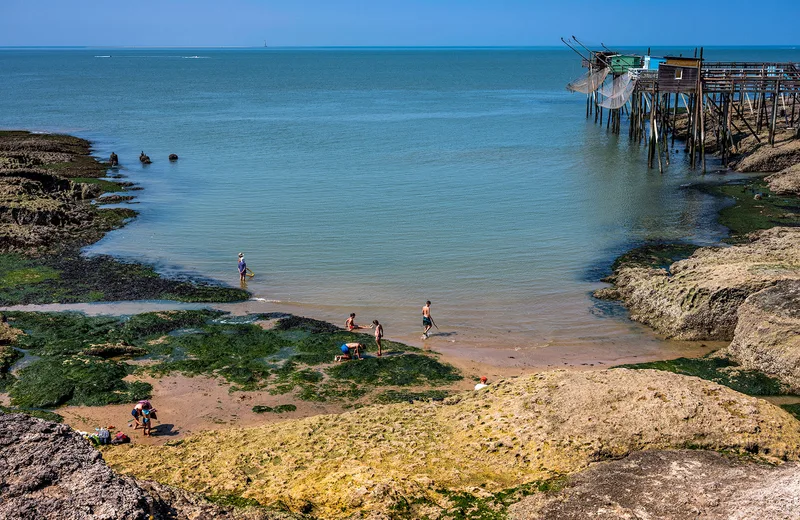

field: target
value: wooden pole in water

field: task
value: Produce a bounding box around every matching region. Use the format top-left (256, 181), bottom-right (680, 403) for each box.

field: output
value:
top-left (769, 79), bottom-right (780, 146)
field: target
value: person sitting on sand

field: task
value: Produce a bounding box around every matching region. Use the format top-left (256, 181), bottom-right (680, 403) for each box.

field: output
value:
top-left (345, 313), bottom-right (369, 331)
top-left (373, 320), bottom-right (383, 357)
top-left (238, 253), bottom-right (247, 282)
top-left (335, 342), bottom-right (363, 361)
top-left (474, 376), bottom-right (489, 391)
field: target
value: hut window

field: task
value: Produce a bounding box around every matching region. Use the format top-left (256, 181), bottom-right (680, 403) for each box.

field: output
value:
top-left (674, 69), bottom-right (683, 80)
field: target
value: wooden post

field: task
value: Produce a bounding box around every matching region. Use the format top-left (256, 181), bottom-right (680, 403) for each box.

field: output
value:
top-left (769, 79), bottom-right (780, 146)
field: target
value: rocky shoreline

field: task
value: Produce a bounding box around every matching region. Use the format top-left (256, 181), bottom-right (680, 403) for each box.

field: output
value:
top-left (0, 130), bottom-right (249, 304)
top-left (3, 126), bottom-right (800, 519)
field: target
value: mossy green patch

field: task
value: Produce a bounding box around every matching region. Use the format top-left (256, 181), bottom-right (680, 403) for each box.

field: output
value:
top-left (9, 356), bottom-right (152, 408)
top-left (327, 354), bottom-right (462, 387)
top-left (0, 406), bottom-right (64, 423)
top-left (0, 345), bottom-right (23, 391)
top-left (780, 403), bottom-right (800, 421)
top-left (252, 404), bottom-right (297, 414)
top-left (0, 253), bottom-right (249, 305)
top-left (617, 354), bottom-right (790, 396)
top-left (4, 310), bottom-right (463, 409)
top-left (72, 177), bottom-right (126, 193)
top-left (205, 494), bottom-right (265, 509)
top-left (611, 243), bottom-right (701, 271)
top-left (698, 179), bottom-right (800, 240)
top-left (372, 389), bottom-right (451, 404)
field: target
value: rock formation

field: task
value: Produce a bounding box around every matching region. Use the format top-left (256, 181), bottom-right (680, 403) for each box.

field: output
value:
top-left (509, 449), bottom-right (800, 519)
top-left (736, 137), bottom-right (800, 173)
top-left (168, 153), bottom-right (178, 161)
top-left (725, 280), bottom-right (800, 393)
top-left (767, 163), bottom-right (800, 196)
top-left (105, 369), bottom-right (800, 519)
top-left (0, 412), bottom-right (298, 520)
top-left (596, 226), bottom-right (800, 340)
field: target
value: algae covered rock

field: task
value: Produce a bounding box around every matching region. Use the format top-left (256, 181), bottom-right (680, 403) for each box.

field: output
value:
top-left (104, 369), bottom-right (800, 519)
top-left (0, 412), bottom-right (299, 520)
top-left (603, 226), bottom-right (800, 340)
top-left (726, 280), bottom-right (800, 393)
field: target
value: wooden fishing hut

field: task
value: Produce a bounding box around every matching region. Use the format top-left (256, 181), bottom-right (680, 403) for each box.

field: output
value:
top-left (658, 56), bottom-right (701, 93)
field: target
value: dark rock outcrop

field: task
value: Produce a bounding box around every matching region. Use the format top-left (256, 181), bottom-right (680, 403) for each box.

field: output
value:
top-left (168, 154), bottom-right (178, 162)
top-left (510, 450), bottom-right (800, 519)
top-left (0, 412), bottom-right (299, 519)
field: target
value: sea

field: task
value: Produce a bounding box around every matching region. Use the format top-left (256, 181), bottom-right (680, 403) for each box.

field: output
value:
top-left (2, 46), bottom-right (799, 361)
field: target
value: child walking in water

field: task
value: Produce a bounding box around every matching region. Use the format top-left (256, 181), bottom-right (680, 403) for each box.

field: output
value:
top-left (373, 320), bottom-right (383, 357)
top-left (422, 301), bottom-right (434, 339)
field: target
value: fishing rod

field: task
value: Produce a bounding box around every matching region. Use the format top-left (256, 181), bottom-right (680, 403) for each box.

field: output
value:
top-left (571, 36), bottom-right (610, 67)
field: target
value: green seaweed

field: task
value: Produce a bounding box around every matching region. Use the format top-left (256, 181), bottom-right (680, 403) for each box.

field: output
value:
top-left (205, 494), bottom-right (266, 509)
top-left (0, 345), bottom-right (23, 391)
top-left (780, 403), bottom-right (800, 421)
top-left (0, 406), bottom-right (64, 423)
top-left (372, 389), bottom-right (451, 404)
top-left (9, 356), bottom-right (152, 408)
top-left (616, 355), bottom-right (790, 396)
top-left (699, 179), bottom-right (800, 240)
top-left (0, 253), bottom-right (249, 305)
top-left (611, 243), bottom-right (701, 271)
top-left (252, 404), bottom-right (297, 414)
top-left (327, 354), bottom-right (462, 387)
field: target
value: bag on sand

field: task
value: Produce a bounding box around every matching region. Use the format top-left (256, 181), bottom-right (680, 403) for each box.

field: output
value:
top-left (98, 428), bottom-right (111, 445)
top-left (111, 432), bottom-right (130, 445)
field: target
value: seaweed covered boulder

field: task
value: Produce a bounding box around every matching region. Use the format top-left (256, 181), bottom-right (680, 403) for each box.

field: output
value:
top-left (726, 280), bottom-right (800, 393)
top-left (0, 412), bottom-right (299, 520)
top-left (105, 369), bottom-right (800, 519)
top-left (599, 227), bottom-right (800, 340)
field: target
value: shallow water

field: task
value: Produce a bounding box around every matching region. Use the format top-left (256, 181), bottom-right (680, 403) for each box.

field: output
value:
top-left (2, 47), bottom-right (798, 357)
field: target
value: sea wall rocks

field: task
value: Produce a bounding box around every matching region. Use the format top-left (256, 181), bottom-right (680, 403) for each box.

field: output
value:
top-left (0, 412), bottom-right (297, 520)
top-left (509, 449), bottom-right (800, 519)
top-left (725, 280), bottom-right (800, 393)
top-left (104, 369), bottom-right (800, 519)
top-left (599, 226), bottom-right (800, 340)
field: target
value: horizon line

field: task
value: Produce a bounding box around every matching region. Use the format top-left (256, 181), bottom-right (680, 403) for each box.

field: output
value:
top-left (1, 44), bottom-right (798, 50)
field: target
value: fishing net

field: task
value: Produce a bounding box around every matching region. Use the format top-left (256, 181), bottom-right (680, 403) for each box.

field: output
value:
top-left (566, 67), bottom-right (609, 94)
top-left (597, 72), bottom-right (637, 109)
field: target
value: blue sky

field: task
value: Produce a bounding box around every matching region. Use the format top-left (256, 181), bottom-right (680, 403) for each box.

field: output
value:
top-left (1, 0), bottom-right (798, 47)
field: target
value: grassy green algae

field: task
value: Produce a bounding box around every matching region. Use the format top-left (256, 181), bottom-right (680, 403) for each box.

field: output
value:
top-left (2, 311), bottom-right (462, 411)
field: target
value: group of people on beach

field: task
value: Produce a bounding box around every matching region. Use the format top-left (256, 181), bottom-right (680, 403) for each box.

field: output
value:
top-left (335, 301), bottom-right (435, 361)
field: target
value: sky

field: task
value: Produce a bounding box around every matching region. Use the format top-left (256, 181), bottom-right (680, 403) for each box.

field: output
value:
top-left (1, 0), bottom-right (798, 48)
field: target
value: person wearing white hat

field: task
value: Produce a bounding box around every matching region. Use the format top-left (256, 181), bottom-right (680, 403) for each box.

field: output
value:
top-left (238, 253), bottom-right (247, 282)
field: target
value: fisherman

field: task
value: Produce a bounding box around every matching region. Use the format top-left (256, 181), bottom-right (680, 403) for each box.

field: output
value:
top-left (238, 253), bottom-right (247, 282)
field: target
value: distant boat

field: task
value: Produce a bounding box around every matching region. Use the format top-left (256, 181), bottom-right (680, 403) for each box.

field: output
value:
top-left (264, 41), bottom-right (268, 48)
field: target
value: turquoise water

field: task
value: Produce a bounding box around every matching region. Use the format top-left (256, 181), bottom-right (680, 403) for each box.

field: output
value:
top-left (2, 47), bottom-right (799, 352)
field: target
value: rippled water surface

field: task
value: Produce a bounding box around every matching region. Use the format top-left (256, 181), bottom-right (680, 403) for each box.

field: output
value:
top-left (2, 47), bottom-right (798, 353)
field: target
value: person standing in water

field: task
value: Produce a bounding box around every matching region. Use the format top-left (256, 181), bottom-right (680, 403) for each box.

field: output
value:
top-left (373, 320), bottom-right (383, 356)
top-left (422, 301), bottom-right (433, 339)
top-left (238, 253), bottom-right (247, 282)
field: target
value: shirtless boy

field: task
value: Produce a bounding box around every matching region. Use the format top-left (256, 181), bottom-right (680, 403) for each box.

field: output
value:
top-left (345, 313), bottom-right (368, 331)
top-left (373, 320), bottom-right (383, 356)
top-left (335, 342), bottom-right (363, 361)
top-left (422, 301), bottom-right (433, 339)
